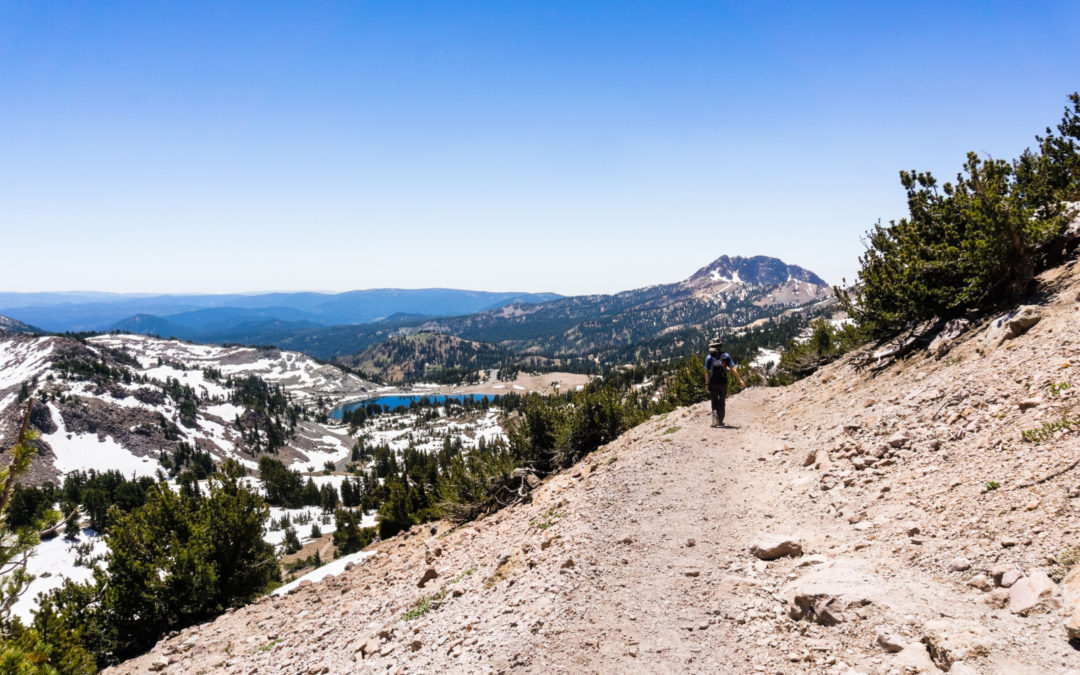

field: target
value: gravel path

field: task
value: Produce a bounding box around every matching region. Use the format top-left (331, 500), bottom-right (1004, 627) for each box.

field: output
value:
top-left (109, 379), bottom-right (1078, 674)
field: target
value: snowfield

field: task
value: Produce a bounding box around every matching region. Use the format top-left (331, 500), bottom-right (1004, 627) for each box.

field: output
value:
top-left (272, 549), bottom-right (376, 597)
top-left (751, 348), bottom-right (781, 370)
top-left (44, 404), bottom-right (161, 478)
top-left (13, 528), bottom-right (105, 622)
top-left (0, 336), bottom-right (56, 390)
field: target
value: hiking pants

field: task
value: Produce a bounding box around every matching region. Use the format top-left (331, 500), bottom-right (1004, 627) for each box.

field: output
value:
top-left (709, 383), bottom-right (727, 423)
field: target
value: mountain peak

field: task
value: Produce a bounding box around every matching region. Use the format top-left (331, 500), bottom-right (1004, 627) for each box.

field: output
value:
top-left (680, 255), bottom-right (830, 306)
top-left (688, 255), bottom-right (826, 287)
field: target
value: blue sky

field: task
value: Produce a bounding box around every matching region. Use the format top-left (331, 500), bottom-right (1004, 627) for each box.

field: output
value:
top-left (1, 1), bottom-right (1078, 294)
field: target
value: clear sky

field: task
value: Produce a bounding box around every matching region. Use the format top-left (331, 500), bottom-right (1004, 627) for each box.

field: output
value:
top-left (1, 1), bottom-right (1078, 295)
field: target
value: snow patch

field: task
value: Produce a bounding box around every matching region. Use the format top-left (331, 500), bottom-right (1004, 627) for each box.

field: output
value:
top-left (272, 550), bottom-right (376, 596)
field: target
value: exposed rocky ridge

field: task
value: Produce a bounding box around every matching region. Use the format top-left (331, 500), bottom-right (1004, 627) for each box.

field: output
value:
top-left (683, 255), bottom-right (831, 305)
top-left (106, 256), bottom-right (1080, 674)
top-left (0, 313), bottom-right (40, 333)
top-left (0, 333), bottom-right (373, 483)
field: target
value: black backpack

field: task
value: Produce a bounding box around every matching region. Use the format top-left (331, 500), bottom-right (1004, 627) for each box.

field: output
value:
top-left (709, 354), bottom-right (728, 388)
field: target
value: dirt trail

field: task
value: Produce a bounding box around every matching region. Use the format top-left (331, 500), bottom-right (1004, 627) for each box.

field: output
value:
top-left (109, 391), bottom-right (1076, 674)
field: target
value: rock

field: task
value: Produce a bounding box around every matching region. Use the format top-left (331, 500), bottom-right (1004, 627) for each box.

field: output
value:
top-left (876, 631), bottom-right (906, 653)
top-left (783, 559), bottom-right (885, 626)
top-left (1061, 567), bottom-right (1080, 639)
top-left (886, 432), bottom-right (910, 448)
top-left (749, 535), bottom-right (803, 560)
top-left (803, 448), bottom-right (818, 467)
top-left (989, 564), bottom-right (1013, 586)
top-left (928, 318), bottom-right (971, 358)
top-left (892, 643), bottom-right (936, 671)
top-left (851, 456), bottom-right (875, 471)
top-left (360, 638), bottom-right (380, 657)
top-left (1008, 569), bottom-right (1056, 615)
top-left (987, 305), bottom-right (1042, 345)
top-left (561, 557), bottom-right (575, 569)
top-left (921, 619), bottom-right (992, 671)
top-left (148, 658), bottom-right (169, 672)
top-left (947, 556), bottom-right (971, 572)
top-left (1018, 398), bottom-right (1041, 410)
top-left (418, 567), bottom-right (438, 588)
top-left (1005, 306), bottom-right (1042, 337)
top-left (409, 640), bottom-right (422, 652)
top-left (967, 574), bottom-right (992, 592)
top-left (1000, 569), bottom-right (1022, 588)
top-left (985, 589), bottom-right (1010, 609)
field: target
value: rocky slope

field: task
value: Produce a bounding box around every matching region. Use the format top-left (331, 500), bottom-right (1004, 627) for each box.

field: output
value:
top-left (106, 257), bottom-right (1080, 674)
top-left (338, 332), bottom-right (512, 384)
top-left (682, 254), bottom-right (830, 305)
top-left (0, 313), bottom-right (40, 333)
top-left (0, 333), bottom-right (375, 483)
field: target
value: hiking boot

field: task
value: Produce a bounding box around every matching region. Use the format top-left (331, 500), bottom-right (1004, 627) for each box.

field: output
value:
top-left (711, 412), bottom-right (719, 428)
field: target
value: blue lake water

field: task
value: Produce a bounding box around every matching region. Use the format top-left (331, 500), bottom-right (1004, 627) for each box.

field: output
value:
top-left (330, 394), bottom-right (501, 420)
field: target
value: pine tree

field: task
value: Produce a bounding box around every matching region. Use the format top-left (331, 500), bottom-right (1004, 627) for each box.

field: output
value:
top-left (0, 404), bottom-right (94, 672)
top-left (841, 93), bottom-right (1080, 338)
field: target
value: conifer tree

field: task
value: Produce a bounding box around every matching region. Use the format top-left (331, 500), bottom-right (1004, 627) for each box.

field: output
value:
top-left (840, 93), bottom-right (1080, 338)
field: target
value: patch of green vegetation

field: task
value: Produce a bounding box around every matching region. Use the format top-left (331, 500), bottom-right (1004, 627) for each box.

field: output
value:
top-left (530, 505), bottom-right (564, 531)
top-left (1050, 544), bottom-right (1080, 582)
top-left (838, 94), bottom-right (1080, 339)
top-left (403, 589), bottom-right (446, 621)
top-left (663, 426), bottom-right (680, 435)
top-left (983, 480), bottom-right (1001, 491)
top-left (1021, 412), bottom-right (1080, 443)
top-left (254, 638), bottom-right (284, 654)
top-left (1048, 381), bottom-right (1071, 397)
top-left (447, 567), bottom-right (476, 585)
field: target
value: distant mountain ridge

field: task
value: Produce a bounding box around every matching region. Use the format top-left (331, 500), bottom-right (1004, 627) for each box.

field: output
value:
top-left (1, 255), bottom-right (832, 376)
top-left (0, 289), bottom-right (563, 333)
top-left (413, 254), bottom-right (833, 365)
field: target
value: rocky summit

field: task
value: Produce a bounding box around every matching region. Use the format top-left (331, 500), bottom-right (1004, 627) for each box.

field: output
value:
top-left (105, 257), bottom-right (1080, 674)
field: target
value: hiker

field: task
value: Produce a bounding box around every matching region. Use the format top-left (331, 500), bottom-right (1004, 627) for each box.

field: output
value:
top-left (705, 340), bottom-right (745, 427)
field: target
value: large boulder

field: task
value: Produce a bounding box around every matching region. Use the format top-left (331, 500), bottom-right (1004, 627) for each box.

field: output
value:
top-left (749, 535), bottom-right (803, 560)
top-left (921, 619), bottom-right (992, 670)
top-left (782, 559), bottom-right (885, 626)
top-left (985, 305), bottom-right (1042, 346)
top-left (1007, 569), bottom-right (1057, 615)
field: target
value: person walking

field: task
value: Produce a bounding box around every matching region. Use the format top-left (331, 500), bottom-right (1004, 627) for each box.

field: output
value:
top-left (705, 340), bottom-right (745, 427)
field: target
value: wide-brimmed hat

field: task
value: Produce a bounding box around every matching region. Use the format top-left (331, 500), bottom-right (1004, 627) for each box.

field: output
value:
top-left (708, 340), bottom-right (723, 350)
